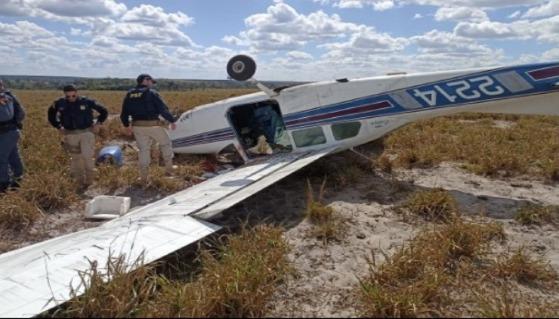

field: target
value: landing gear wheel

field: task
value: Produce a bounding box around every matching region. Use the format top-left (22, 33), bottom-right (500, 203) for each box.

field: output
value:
top-left (227, 55), bottom-right (256, 81)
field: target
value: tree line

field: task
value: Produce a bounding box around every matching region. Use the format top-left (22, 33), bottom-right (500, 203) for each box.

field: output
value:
top-left (0, 75), bottom-right (303, 91)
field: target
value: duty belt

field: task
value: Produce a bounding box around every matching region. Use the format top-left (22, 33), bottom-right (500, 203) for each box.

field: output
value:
top-left (0, 121), bottom-right (16, 133)
top-left (63, 128), bottom-right (92, 135)
top-left (132, 120), bottom-right (162, 127)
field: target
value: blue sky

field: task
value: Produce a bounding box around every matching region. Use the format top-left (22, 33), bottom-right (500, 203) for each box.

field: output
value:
top-left (0, 0), bottom-right (558, 80)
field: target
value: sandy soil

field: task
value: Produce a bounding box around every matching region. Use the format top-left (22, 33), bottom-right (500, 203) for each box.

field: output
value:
top-left (1, 151), bottom-right (557, 317)
top-left (259, 162), bottom-right (559, 317)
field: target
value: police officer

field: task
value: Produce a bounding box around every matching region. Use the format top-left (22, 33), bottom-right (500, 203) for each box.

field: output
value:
top-left (48, 85), bottom-right (108, 188)
top-left (0, 80), bottom-right (25, 193)
top-left (120, 74), bottom-right (176, 182)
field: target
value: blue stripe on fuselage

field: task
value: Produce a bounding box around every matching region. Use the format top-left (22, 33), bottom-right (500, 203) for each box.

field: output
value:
top-left (172, 62), bottom-right (558, 149)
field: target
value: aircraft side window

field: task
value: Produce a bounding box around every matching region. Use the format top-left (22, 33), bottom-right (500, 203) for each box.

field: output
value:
top-left (292, 127), bottom-right (327, 147)
top-left (331, 122), bottom-right (361, 141)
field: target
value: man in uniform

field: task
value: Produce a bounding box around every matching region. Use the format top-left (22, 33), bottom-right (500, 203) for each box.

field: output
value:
top-left (0, 80), bottom-right (25, 193)
top-left (48, 85), bottom-right (108, 188)
top-left (120, 74), bottom-right (177, 182)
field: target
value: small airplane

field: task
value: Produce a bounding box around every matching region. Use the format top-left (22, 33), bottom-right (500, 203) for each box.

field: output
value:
top-left (171, 55), bottom-right (559, 160)
top-left (1, 56), bottom-right (558, 317)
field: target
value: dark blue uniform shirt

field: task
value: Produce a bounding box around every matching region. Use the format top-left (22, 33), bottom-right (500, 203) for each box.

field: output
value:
top-left (0, 92), bottom-right (25, 132)
top-left (48, 96), bottom-right (108, 130)
top-left (120, 85), bottom-right (176, 127)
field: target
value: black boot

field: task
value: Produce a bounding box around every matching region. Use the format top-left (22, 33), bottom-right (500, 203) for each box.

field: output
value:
top-left (0, 182), bottom-right (9, 193)
top-left (9, 178), bottom-right (21, 189)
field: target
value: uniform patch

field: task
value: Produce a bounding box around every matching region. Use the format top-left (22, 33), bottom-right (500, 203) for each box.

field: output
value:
top-left (80, 105), bottom-right (86, 111)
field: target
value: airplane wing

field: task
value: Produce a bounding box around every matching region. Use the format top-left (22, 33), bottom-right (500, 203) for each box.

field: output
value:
top-left (0, 146), bottom-right (336, 318)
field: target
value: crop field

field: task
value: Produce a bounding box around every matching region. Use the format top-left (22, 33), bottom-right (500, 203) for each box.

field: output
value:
top-left (1, 89), bottom-right (558, 317)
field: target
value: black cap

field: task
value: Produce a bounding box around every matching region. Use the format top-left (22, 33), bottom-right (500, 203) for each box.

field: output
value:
top-left (136, 74), bottom-right (157, 84)
top-left (63, 84), bottom-right (77, 92)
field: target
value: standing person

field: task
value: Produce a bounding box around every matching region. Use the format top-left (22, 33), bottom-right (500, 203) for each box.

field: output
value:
top-left (120, 74), bottom-right (177, 182)
top-left (48, 85), bottom-right (108, 189)
top-left (0, 81), bottom-right (25, 193)
top-left (0, 80), bottom-right (24, 127)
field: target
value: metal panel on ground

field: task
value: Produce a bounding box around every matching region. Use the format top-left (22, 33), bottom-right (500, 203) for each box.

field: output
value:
top-left (194, 147), bottom-right (337, 219)
top-left (0, 147), bottom-right (335, 318)
top-left (0, 216), bottom-right (220, 318)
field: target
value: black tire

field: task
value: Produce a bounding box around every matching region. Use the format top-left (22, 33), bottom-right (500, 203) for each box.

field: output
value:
top-left (227, 55), bottom-right (256, 81)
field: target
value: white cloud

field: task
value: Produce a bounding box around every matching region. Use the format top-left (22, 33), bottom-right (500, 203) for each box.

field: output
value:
top-left (454, 21), bottom-right (518, 38)
top-left (0, 20), bottom-right (54, 38)
top-left (528, 14), bottom-right (559, 43)
top-left (0, 0), bottom-right (32, 16)
top-left (121, 4), bottom-right (193, 27)
top-left (0, 0), bottom-right (127, 18)
top-left (452, 14), bottom-right (559, 44)
top-left (1, 0), bottom-right (557, 80)
top-left (287, 51), bottom-right (314, 60)
top-left (523, 0), bottom-right (559, 18)
top-left (316, 0), bottom-right (548, 10)
top-left (321, 27), bottom-right (408, 54)
top-left (508, 10), bottom-right (521, 18)
top-left (227, 2), bottom-right (377, 51)
top-left (411, 0), bottom-right (546, 8)
top-left (315, 0), bottom-right (395, 10)
top-left (542, 48), bottom-right (559, 60)
top-left (36, 0), bottom-right (126, 17)
top-left (97, 21), bottom-right (197, 47)
top-left (435, 7), bottom-right (489, 22)
top-left (412, 30), bottom-right (498, 56)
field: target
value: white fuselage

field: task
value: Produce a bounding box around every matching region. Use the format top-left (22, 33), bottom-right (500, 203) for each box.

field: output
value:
top-left (171, 62), bottom-right (559, 155)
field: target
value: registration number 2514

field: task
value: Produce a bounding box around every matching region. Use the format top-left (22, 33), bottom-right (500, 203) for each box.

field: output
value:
top-left (412, 75), bottom-right (506, 107)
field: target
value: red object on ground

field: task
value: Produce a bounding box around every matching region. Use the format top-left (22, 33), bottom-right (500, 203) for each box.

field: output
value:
top-left (201, 159), bottom-right (218, 173)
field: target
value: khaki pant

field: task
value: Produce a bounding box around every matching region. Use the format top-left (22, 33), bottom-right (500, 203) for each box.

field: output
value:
top-left (132, 126), bottom-right (173, 181)
top-left (63, 131), bottom-right (95, 186)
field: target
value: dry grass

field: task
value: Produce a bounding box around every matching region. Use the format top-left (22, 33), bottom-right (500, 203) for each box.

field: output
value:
top-left (515, 204), bottom-right (559, 226)
top-left (95, 164), bottom-right (202, 194)
top-left (395, 188), bottom-right (459, 223)
top-left (141, 225), bottom-right (290, 317)
top-left (52, 254), bottom-right (159, 318)
top-left (0, 191), bottom-right (43, 229)
top-left (303, 152), bottom-right (367, 190)
top-left (474, 284), bottom-right (558, 318)
top-left (49, 225), bottom-right (290, 318)
top-left (490, 248), bottom-right (558, 287)
top-left (356, 215), bottom-right (542, 318)
top-left (380, 114), bottom-right (559, 182)
top-left (356, 212), bottom-right (559, 318)
top-left (305, 179), bottom-right (346, 242)
top-left (0, 89), bottom-right (249, 231)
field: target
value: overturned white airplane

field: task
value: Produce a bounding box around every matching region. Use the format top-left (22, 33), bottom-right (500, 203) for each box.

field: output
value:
top-left (1, 56), bottom-right (558, 317)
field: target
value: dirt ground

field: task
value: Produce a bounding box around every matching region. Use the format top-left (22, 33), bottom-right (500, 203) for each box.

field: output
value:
top-left (260, 163), bottom-right (559, 317)
top-left (1, 153), bottom-right (558, 317)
